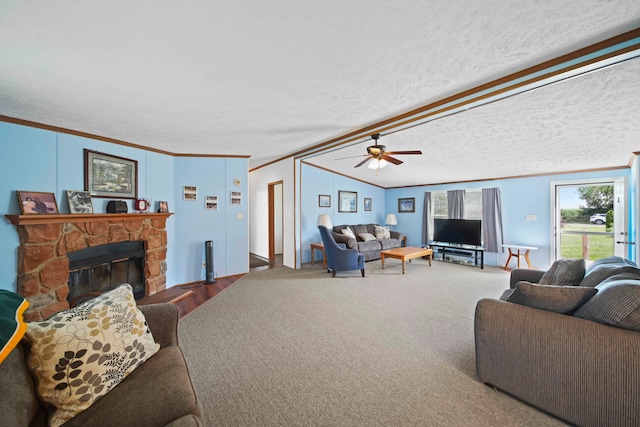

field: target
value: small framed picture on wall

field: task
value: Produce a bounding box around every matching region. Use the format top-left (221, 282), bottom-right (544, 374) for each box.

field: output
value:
top-left (205, 196), bottom-right (218, 210)
top-left (398, 197), bottom-right (415, 213)
top-left (318, 195), bottom-right (331, 207)
top-left (364, 198), bottom-right (372, 211)
top-left (183, 186), bottom-right (197, 200)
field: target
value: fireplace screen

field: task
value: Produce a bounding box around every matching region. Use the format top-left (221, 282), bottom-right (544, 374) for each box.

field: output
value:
top-left (68, 241), bottom-right (145, 307)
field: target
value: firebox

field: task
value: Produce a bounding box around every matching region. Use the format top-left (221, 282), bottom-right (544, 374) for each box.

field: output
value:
top-left (67, 241), bottom-right (145, 307)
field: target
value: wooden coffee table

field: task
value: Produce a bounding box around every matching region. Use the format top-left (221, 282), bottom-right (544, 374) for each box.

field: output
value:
top-left (380, 246), bottom-right (433, 274)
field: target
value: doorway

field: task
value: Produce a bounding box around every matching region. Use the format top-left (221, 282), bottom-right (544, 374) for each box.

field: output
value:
top-left (552, 177), bottom-right (628, 263)
top-left (268, 181), bottom-right (283, 260)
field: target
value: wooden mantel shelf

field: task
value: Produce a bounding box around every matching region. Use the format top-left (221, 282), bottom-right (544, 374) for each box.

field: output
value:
top-left (5, 212), bottom-right (173, 226)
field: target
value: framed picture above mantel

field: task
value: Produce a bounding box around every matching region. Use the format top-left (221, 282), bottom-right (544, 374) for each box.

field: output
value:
top-left (84, 149), bottom-right (138, 199)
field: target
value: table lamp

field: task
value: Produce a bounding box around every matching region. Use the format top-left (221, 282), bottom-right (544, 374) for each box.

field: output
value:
top-left (385, 214), bottom-right (398, 230)
top-left (317, 214), bottom-right (332, 229)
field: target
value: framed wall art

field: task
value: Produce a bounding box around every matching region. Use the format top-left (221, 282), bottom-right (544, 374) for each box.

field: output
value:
top-left (318, 194), bottom-right (331, 207)
top-left (338, 190), bottom-right (357, 213)
top-left (84, 149), bottom-right (138, 199)
top-left (364, 198), bottom-right (372, 211)
top-left (183, 186), bottom-right (197, 200)
top-left (17, 191), bottom-right (59, 214)
top-left (205, 196), bottom-right (218, 210)
top-left (231, 191), bottom-right (242, 205)
top-left (66, 190), bottom-right (94, 214)
top-left (398, 197), bottom-right (415, 213)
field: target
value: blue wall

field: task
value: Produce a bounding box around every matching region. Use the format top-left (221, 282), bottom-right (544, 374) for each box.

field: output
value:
top-left (385, 169), bottom-right (631, 270)
top-left (300, 163), bottom-right (386, 263)
top-left (0, 122), bottom-right (248, 292)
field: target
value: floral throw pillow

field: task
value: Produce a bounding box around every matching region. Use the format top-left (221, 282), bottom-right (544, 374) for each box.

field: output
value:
top-left (25, 284), bottom-right (159, 427)
top-left (374, 225), bottom-right (391, 240)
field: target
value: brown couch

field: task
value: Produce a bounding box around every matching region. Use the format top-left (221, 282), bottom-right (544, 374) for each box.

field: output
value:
top-left (0, 303), bottom-right (202, 427)
top-left (331, 223), bottom-right (405, 261)
top-left (475, 257), bottom-right (640, 426)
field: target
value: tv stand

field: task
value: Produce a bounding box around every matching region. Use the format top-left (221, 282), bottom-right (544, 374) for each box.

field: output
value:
top-left (429, 242), bottom-right (484, 269)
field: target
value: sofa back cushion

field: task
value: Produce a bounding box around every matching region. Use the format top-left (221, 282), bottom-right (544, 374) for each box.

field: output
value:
top-left (578, 256), bottom-right (640, 288)
top-left (574, 273), bottom-right (640, 331)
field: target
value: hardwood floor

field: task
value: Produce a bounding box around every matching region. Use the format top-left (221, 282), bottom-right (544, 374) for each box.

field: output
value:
top-left (138, 254), bottom-right (282, 318)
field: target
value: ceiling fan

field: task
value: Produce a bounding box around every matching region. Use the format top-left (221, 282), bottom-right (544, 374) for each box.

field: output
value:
top-left (351, 133), bottom-right (422, 171)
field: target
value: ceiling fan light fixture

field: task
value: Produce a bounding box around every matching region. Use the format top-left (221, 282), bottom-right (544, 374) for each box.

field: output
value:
top-left (367, 158), bottom-right (388, 169)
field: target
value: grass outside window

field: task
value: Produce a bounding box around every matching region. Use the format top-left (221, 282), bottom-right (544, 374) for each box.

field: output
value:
top-left (560, 223), bottom-right (614, 260)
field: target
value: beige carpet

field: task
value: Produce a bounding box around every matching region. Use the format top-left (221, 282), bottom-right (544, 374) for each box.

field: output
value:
top-left (179, 259), bottom-right (568, 426)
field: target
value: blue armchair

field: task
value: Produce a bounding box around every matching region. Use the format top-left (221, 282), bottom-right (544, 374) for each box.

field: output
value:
top-left (318, 226), bottom-right (365, 277)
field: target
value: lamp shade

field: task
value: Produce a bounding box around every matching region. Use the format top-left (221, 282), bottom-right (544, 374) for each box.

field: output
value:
top-left (385, 214), bottom-right (398, 226)
top-left (317, 214), bottom-right (332, 229)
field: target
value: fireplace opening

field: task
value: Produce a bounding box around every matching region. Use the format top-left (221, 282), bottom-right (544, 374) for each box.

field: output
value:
top-left (68, 241), bottom-right (145, 307)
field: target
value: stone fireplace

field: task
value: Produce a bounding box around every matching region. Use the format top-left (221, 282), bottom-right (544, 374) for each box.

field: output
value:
top-left (6, 213), bottom-right (171, 321)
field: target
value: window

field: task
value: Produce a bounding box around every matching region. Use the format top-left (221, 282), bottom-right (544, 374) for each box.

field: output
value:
top-left (465, 189), bottom-right (482, 220)
top-left (432, 189), bottom-right (482, 219)
top-left (433, 192), bottom-right (447, 218)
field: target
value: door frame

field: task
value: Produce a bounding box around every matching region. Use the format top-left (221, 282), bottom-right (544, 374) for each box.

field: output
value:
top-left (550, 177), bottom-right (628, 263)
top-left (268, 180), bottom-right (283, 260)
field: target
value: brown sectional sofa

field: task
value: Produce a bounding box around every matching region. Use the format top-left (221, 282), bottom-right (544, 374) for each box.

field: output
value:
top-left (475, 257), bottom-right (640, 426)
top-left (331, 223), bottom-right (405, 261)
top-left (1, 303), bottom-right (202, 427)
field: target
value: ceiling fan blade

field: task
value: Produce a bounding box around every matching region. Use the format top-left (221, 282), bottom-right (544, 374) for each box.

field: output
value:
top-left (354, 157), bottom-right (373, 168)
top-left (335, 154), bottom-right (368, 161)
top-left (385, 150), bottom-right (422, 155)
top-left (381, 155), bottom-right (403, 165)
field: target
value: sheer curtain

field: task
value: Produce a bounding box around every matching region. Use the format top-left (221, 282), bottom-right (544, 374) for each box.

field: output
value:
top-left (482, 187), bottom-right (503, 252)
top-left (422, 192), bottom-right (432, 245)
top-left (447, 190), bottom-right (465, 219)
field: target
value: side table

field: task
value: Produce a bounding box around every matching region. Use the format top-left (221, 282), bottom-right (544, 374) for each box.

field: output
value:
top-left (310, 242), bottom-right (326, 269)
top-left (502, 244), bottom-right (538, 270)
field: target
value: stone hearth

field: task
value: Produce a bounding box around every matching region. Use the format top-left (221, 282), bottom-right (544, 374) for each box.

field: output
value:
top-left (6, 213), bottom-right (171, 321)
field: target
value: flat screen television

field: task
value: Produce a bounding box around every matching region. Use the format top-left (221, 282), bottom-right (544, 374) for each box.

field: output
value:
top-left (433, 219), bottom-right (482, 246)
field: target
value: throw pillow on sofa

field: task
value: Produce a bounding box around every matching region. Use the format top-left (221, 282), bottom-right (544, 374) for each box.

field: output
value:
top-left (359, 233), bottom-right (376, 242)
top-left (538, 258), bottom-right (585, 286)
top-left (374, 225), bottom-right (390, 240)
top-left (574, 273), bottom-right (640, 332)
top-left (505, 281), bottom-right (597, 314)
top-left (24, 284), bottom-right (159, 427)
top-left (341, 228), bottom-right (356, 240)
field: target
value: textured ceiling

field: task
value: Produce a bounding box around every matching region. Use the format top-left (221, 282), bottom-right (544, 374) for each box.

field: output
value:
top-left (0, 1), bottom-right (639, 187)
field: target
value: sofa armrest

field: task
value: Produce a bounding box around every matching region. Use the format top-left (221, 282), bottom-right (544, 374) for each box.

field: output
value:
top-left (138, 303), bottom-right (179, 348)
top-left (390, 231), bottom-right (405, 243)
top-left (475, 298), bottom-right (640, 426)
top-left (509, 268), bottom-right (545, 288)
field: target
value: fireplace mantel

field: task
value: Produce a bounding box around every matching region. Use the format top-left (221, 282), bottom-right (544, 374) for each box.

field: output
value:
top-left (7, 212), bottom-right (172, 321)
top-left (6, 212), bottom-right (172, 226)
